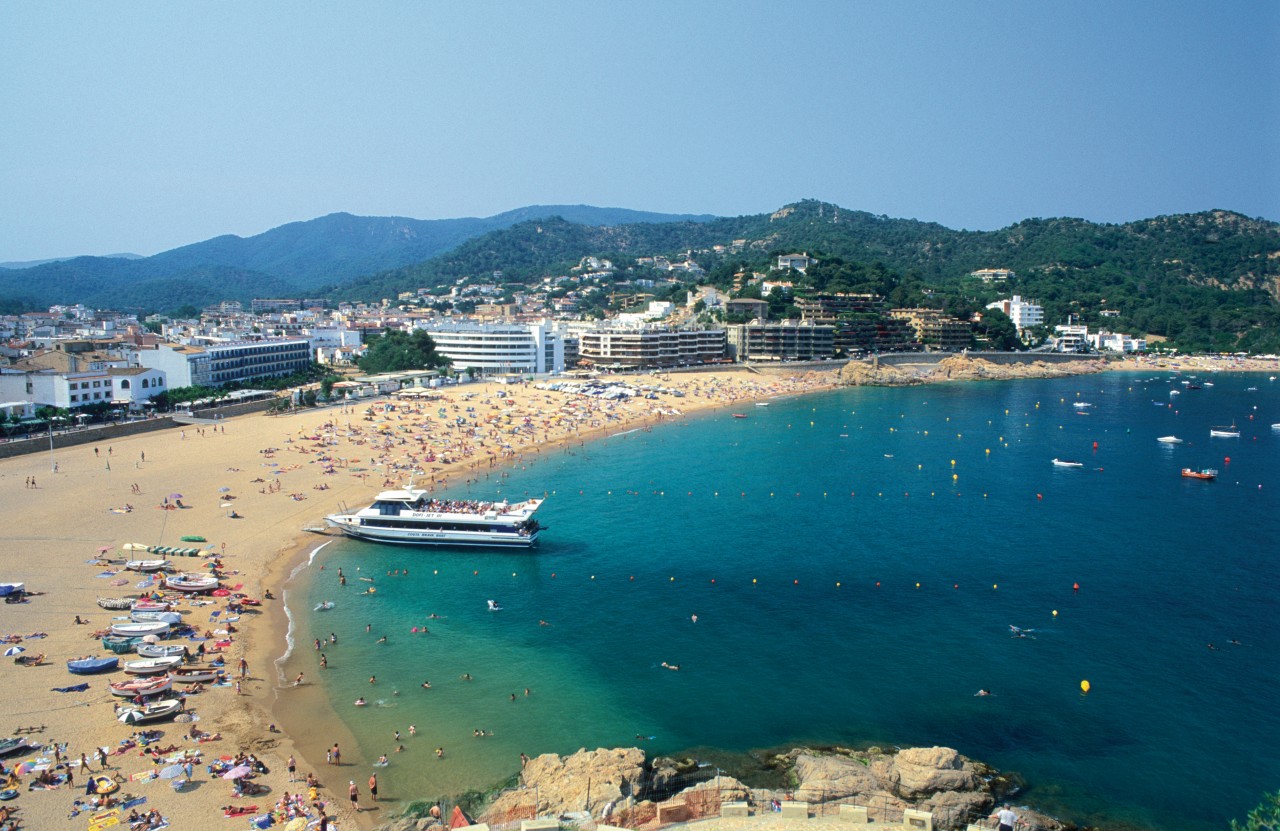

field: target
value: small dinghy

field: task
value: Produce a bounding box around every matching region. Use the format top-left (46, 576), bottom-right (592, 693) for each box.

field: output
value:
top-left (101, 635), bottom-right (142, 654)
top-left (164, 573), bottom-right (220, 593)
top-left (110, 621), bottom-right (171, 638)
top-left (171, 666), bottom-right (220, 683)
top-left (130, 609), bottom-right (183, 625)
top-left (67, 656), bottom-right (120, 675)
top-left (130, 599), bottom-right (172, 613)
top-left (0, 737), bottom-right (32, 758)
top-left (109, 674), bottom-right (173, 697)
top-left (135, 643), bottom-right (188, 660)
top-left (125, 559), bottom-right (170, 573)
top-left (123, 656), bottom-right (184, 675)
top-left (117, 698), bottom-right (183, 724)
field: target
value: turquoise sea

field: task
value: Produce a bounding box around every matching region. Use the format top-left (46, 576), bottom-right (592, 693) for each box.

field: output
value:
top-left (284, 372), bottom-right (1279, 831)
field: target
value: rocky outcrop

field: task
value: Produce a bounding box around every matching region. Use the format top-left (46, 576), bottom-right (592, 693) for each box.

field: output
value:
top-left (791, 747), bottom-right (994, 829)
top-left (838, 355), bottom-right (1106, 387)
top-left (460, 745), bottom-right (1052, 831)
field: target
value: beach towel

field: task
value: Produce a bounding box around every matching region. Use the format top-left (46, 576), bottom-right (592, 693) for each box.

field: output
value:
top-left (52, 683), bottom-right (90, 693)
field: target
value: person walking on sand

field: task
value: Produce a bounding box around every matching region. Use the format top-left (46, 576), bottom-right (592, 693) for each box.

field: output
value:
top-left (238, 657), bottom-right (248, 678)
top-left (287, 755), bottom-right (296, 782)
top-left (348, 780), bottom-right (360, 812)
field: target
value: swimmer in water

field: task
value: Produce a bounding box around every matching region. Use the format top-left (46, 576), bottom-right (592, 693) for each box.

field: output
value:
top-left (354, 697), bottom-right (367, 706)
top-left (376, 636), bottom-right (387, 644)
top-left (975, 689), bottom-right (992, 697)
top-left (421, 680), bottom-right (431, 689)
top-left (661, 662), bottom-right (680, 671)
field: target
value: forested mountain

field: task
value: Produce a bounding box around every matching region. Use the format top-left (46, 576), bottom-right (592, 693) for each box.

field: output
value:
top-left (343, 200), bottom-right (1280, 352)
top-left (0, 205), bottom-right (713, 312)
top-left (4, 199), bottom-right (1277, 351)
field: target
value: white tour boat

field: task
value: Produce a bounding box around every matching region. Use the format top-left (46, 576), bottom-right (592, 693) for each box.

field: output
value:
top-left (1156, 436), bottom-right (1184, 444)
top-left (325, 490), bottom-right (544, 548)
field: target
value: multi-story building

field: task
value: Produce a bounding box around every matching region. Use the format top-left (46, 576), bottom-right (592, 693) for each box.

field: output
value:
top-left (725, 320), bottom-right (835, 361)
top-left (970, 268), bottom-right (1016, 283)
top-left (418, 322), bottom-right (563, 377)
top-left (890, 309), bottom-right (972, 351)
top-left (138, 338), bottom-right (311, 388)
top-left (798, 294), bottom-right (916, 354)
top-left (578, 326), bottom-right (726, 369)
top-left (985, 296), bottom-right (1044, 332)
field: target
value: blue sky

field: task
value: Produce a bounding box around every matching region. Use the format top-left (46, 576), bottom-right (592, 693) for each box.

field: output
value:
top-left (2, 1), bottom-right (1277, 261)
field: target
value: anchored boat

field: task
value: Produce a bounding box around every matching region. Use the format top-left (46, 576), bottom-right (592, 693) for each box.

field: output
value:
top-left (325, 490), bottom-right (544, 548)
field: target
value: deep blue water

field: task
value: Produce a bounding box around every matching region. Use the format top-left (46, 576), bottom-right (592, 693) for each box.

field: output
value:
top-left (288, 373), bottom-right (1280, 830)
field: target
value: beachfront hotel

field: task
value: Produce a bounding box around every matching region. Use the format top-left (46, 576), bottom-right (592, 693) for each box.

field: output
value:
top-left (137, 337), bottom-right (312, 387)
top-left (417, 321), bottom-right (565, 377)
top-left (578, 324), bottom-right (727, 369)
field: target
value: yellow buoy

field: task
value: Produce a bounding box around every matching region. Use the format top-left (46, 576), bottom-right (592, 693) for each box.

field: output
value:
top-left (1052, 610), bottom-right (1059, 617)
top-left (1081, 680), bottom-right (1091, 693)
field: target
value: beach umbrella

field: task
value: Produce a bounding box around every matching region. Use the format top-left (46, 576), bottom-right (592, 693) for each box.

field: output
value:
top-left (16, 762), bottom-right (35, 775)
top-left (119, 709), bottom-right (150, 725)
top-left (218, 486), bottom-right (231, 493)
top-left (284, 818), bottom-right (307, 831)
top-left (158, 764), bottom-right (185, 779)
top-left (222, 764), bottom-right (253, 779)
top-left (4, 646), bottom-right (24, 656)
top-left (169, 493), bottom-right (184, 499)
top-left (98, 546), bottom-right (111, 554)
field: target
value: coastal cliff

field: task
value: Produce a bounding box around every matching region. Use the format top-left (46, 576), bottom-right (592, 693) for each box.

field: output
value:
top-left (379, 746), bottom-right (1070, 831)
top-left (838, 354), bottom-right (1107, 386)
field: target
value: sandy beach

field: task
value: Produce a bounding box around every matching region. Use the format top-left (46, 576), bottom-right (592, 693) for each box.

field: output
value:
top-left (0, 369), bottom-right (839, 831)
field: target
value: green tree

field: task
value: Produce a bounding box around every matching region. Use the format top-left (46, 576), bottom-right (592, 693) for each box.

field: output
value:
top-left (1231, 790), bottom-right (1280, 831)
top-left (357, 330), bottom-right (450, 374)
top-left (975, 308), bottom-right (1022, 350)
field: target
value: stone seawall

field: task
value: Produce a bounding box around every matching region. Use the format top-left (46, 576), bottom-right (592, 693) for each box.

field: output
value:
top-left (0, 416), bottom-right (177, 461)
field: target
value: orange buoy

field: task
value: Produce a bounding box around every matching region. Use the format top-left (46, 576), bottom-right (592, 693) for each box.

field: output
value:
top-left (1073, 582), bottom-right (1080, 591)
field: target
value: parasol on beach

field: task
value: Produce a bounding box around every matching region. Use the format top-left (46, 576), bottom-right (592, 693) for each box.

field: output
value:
top-left (222, 764), bottom-right (253, 779)
top-left (218, 487), bottom-right (231, 493)
top-left (169, 493), bottom-right (184, 500)
top-left (158, 764), bottom-right (185, 779)
top-left (4, 646), bottom-right (24, 656)
top-left (97, 546), bottom-right (111, 554)
top-left (15, 762), bottom-right (35, 775)
top-left (284, 819), bottom-right (307, 831)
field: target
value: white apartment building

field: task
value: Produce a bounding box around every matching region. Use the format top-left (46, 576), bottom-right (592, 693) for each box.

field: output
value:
top-left (138, 338), bottom-right (311, 388)
top-left (986, 295), bottom-right (1044, 331)
top-left (418, 321), bottom-right (564, 376)
top-left (971, 268), bottom-right (1016, 282)
top-left (577, 325), bottom-right (726, 369)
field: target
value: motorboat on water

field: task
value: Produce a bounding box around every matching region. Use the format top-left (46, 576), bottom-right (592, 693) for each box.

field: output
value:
top-left (1181, 468), bottom-right (1218, 481)
top-left (1209, 425), bottom-right (1240, 438)
top-left (325, 490), bottom-right (544, 548)
top-left (1051, 459), bottom-right (1084, 468)
top-left (1156, 436), bottom-right (1184, 444)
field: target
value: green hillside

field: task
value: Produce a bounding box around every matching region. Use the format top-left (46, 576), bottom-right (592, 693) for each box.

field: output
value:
top-left (343, 201), bottom-right (1280, 352)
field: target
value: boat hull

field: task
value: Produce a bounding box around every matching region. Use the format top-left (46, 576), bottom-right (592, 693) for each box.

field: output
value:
top-left (326, 517), bottom-right (539, 548)
top-left (110, 622), bottom-right (171, 638)
top-left (67, 657), bottom-right (120, 675)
